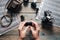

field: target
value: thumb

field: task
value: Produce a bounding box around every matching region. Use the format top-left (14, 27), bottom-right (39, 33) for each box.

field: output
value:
top-left (24, 27), bottom-right (29, 32)
top-left (31, 27), bottom-right (35, 32)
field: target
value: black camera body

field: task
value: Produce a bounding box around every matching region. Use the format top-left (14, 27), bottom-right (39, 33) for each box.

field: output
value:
top-left (24, 22), bottom-right (32, 26)
top-left (41, 11), bottom-right (53, 31)
top-left (24, 22), bottom-right (36, 30)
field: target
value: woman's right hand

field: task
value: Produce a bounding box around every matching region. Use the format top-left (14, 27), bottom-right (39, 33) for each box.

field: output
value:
top-left (30, 21), bottom-right (40, 40)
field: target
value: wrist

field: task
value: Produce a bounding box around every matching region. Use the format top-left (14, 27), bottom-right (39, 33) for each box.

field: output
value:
top-left (35, 37), bottom-right (40, 40)
top-left (33, 36), bottom-right (40, 40)
top-left (33, 35), bottom-right (40, 39)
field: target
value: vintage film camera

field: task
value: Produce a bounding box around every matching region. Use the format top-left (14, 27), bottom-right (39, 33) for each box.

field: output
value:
top-left (41, 10), bottom-right (54, 31)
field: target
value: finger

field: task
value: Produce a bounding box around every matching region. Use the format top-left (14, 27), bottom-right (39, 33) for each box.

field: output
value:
top-left (31, 20), bottom-right (37, 24)
top-left (31, 20), bottom-right (38, 27)
top-left (24, 26), bottom-right (29, 32)
top-left (31, 27), bottom-right (35, 32)
top-left (19, 22), bottom-right (24, 30)
top-left (21, 21), bottom-right (27, 26)
top-left (36, 27), bottom-right (40, 31)
top-left (18, 21), bottom-right (27, 30)
top-left (31, 20), bottom-right (39, 30)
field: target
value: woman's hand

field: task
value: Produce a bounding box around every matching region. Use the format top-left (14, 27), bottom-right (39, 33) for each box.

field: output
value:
top-left (18, 21), bottom-right (29, 39)
top-left (18, 20), bottom-right (40, 40)
top-left (31, 21), bottom-right (40, 40)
